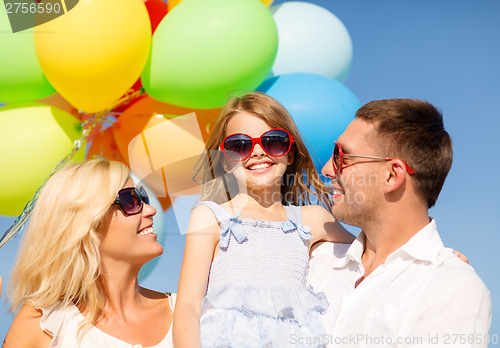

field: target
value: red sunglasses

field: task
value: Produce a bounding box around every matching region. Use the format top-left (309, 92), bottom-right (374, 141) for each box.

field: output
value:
top-left (220, 128), bottom-right (294, 162)
top-left (332, 142), bottom-right (415, 174)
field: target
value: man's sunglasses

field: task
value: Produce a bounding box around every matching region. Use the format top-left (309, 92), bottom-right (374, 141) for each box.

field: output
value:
top-left (113, 186), bottom-right (150, 216)
top-left (332, 142), bottom-right (415, 174)
top-left (220, 128), bottom-right (294, 162)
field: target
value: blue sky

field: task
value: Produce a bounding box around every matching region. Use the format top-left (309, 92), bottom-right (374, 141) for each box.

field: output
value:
top-left (1, 0), bottom-right (499, 341)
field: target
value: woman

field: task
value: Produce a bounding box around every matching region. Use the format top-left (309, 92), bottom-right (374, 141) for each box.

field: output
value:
top-left (4, 159), bottom-right (174, 348)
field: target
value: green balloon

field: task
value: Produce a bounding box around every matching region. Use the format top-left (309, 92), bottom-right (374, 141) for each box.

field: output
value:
top-left (0, 9), bottom-right (55, 103)
top-left (0, 103), bottom-right (84, 216)
top-left (142, 0), bottom-right (278, 109)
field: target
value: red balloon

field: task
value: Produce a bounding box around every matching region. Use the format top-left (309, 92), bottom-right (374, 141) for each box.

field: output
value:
top-left (87, 127), bottom-right (127, 164)
top-left (144, 0), bottom-right (169, 34)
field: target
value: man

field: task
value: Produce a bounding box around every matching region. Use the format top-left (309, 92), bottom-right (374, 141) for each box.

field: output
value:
top-left (308, 99), bottom-right (491, 347)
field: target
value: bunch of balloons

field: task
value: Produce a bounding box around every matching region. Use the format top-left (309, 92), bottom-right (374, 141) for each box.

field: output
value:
top-left (0, 0), bottom-right (360, 277)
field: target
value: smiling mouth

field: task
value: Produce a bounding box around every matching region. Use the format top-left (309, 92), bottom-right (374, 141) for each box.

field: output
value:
top-left (333, 187), bottom-right (345, 195)
top-left (247, 163), bottom-right (274, 171)
top-left (138, 226), bottom-right (154, 235)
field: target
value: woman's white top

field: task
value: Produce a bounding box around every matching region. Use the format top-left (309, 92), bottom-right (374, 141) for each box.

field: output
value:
top-left (39, 293), bottom-right (175, 348)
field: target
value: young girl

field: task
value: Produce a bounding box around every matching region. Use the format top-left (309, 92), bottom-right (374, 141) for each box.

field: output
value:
top-left (173, 92), bottom-right (354, 348)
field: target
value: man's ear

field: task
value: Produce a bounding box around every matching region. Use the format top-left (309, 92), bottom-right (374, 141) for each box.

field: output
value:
top-left (384, 160), bottom-right (407, 194)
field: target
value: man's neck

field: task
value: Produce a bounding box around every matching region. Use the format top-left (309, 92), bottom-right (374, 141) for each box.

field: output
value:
top-left (359, 206), bottom-right (430, 281)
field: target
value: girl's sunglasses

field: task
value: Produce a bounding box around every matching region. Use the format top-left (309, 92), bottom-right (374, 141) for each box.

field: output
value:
top-left (220, 128), bottom-right (294, 162)
top-left (113, 186), bottom-right (150, 216)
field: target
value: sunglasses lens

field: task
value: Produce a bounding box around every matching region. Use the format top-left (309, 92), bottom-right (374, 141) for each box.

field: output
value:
top-left (261, 129), bottom-right (291, 157)
top-left (139, 186), bottom-right (150, 205)
top-left (117, 188), bottom-right (142, 215)
top-left (333, 143), bottom-right (341, 172)
top-left (223, 134), bottom-right (253, 161)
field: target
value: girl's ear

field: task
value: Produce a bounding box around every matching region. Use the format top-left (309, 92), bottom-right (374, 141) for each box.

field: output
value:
top-left (221, 156), bottom-right (234, 173)
top-left (287, 146), bottom-right (295, 165)
top-left (221, 155), bottom-right (242, 174)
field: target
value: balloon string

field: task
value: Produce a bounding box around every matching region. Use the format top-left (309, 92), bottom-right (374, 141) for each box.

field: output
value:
top-left (110, 87), bottom-right (145, 111)
top-left (0, 90), bottom-right (144, 248)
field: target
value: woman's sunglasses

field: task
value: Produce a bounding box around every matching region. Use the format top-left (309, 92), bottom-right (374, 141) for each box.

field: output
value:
top-left (220, 128), bottom-right (294, 162)
top-left (113, 186), bottom-right (150, 216)
top-left (332, 141), bottom-right (415, 174)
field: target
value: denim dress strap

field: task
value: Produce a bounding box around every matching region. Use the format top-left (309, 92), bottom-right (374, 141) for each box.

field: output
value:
top-left (284, 205), bottom-right (303, 225)
top-left (283, 205), bottom-right (312, 241)
top-left (197, 201), bottom-right (247, 248)
top-left (196, 201), bottom-right (232, 223)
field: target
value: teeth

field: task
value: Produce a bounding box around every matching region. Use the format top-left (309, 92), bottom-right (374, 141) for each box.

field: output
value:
top-left (333, 188), bottom-right (345, 195)
top-left (138, 227), bottom-right (154, 235)
top-left (249, 163), bottom-right (271, 170)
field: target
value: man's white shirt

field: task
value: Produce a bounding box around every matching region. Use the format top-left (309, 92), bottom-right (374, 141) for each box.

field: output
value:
top-left (307, 220), bottom-right (492, 347)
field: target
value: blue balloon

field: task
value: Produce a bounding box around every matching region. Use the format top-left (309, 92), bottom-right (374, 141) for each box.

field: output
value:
top-left (258, 73), bottom-right (361, 170)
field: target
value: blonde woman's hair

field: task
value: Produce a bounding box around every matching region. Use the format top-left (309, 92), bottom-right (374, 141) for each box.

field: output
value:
top-left (8, 159), bottom-right (130, 334)
top-left (194, 91), bottom-right (332, 209)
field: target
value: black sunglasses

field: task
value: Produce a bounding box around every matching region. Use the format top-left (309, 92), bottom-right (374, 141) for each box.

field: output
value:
top-left (113, 186), bottom-right (150, 216)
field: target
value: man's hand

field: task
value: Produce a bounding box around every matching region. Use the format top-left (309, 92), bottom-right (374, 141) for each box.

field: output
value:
top-left (454, 250), bottom-right (469, 263)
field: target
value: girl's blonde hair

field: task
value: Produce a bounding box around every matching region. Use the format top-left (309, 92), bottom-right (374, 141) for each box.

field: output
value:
top-left (8, 159), bottom-right (130, 333)
top-left (195, 91), bottom-right (332, 208)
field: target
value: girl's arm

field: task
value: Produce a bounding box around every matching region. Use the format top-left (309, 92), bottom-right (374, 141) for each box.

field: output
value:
top-left (173, 204), bottom-right (219, 348)
top-left (301, 205), bottom-right (355, 247)
top-left (3, 304), bottom-right (52, 348)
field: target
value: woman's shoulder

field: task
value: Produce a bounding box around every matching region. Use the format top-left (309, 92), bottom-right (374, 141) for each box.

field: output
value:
top-left (4, 303), bottom-right (52, 348)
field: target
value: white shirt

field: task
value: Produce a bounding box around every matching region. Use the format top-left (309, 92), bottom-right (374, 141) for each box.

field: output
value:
top-left (307, 220), bottom-right (491, 348)
top-left (39, 293), bottom-right (176, 348)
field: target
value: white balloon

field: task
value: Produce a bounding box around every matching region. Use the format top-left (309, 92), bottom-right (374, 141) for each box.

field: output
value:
top-left (270, 1), bottom-right (353, 82)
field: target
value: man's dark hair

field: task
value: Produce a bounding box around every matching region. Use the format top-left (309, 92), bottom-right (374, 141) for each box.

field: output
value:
top-left (356, 99), bottom-right (453, 208)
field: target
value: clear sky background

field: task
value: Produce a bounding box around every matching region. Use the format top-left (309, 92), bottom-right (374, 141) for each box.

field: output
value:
top-left (1, 0), bottom-right (499, 341)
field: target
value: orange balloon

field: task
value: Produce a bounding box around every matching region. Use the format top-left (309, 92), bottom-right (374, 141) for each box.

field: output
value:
top-left (37, 93), bottom-right (80, 119)
top-left (37, 92), bottom-right (102, 125)
top-left (157, 195), bottom-right (174, 211)
top-left (167, 0), bottom-right (182, 11)
top-left (113, 96), bottom-right (220, 160)
top-left (114, 100), bottom-right (209, 198)
top-left (88, 125), bottom-right (174, 211)
top-left (87, 127), bottom-right (127, 164)
top-left (168, 0), bottom-right (273, 11)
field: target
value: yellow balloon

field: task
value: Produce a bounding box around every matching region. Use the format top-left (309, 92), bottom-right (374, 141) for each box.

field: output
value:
top-left (34, 0), bottom-right (151, 113)
top-left (0, 103), bottom-right (85, 216)
top-left (168, 0), bottom-right (273, 11)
